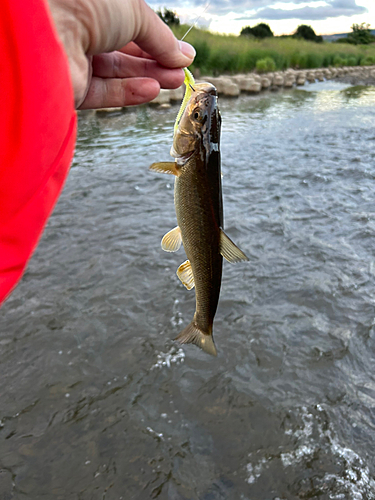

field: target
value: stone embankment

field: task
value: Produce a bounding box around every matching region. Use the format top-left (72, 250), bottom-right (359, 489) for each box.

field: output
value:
top-left (95, 66), bottom-right (375, 113)
top-left (149, 65), bottom-right (375, 106)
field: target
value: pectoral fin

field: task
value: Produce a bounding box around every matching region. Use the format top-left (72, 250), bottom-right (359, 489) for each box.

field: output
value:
top-left (220, 230), bottom-right (249, 263)
top-left (149, 162), bottom-right (179, 176)
top-left (161, 226), bottom-right (182, 252)
top-left (176, 260), bottom-right (195, 290)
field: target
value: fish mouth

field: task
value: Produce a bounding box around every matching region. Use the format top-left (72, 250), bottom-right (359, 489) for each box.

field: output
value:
top-left (171, 82), bottom-right (220, 161)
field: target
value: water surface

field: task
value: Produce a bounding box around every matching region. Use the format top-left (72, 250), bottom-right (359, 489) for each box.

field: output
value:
top-left (1, 82), bottom-right (375, 499)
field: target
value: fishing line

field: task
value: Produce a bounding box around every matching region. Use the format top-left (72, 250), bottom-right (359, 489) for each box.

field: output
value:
top-left (173, 3), bottom-right (210, 132)
top-left (180, 2), bottom-right (210, 41)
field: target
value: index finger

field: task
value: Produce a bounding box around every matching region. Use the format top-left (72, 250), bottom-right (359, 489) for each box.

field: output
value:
top-left (119, 42), bottom-right (154, 60)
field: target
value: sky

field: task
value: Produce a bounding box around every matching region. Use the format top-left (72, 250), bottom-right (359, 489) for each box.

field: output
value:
top-left (147, 0), bottom-right (374, 36)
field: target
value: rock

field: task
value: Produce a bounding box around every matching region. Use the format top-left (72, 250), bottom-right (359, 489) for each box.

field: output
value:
top-left (296, 73), bottom-right (306, 86)
top-left (231, 74), bottom-right (246, 86)
top-left (96, 107), bottom-right (123, 114)
top-left (261, 77), bottom-right (271, 89)
top-left (150, 89), bottom-right (171, 105)
top-left (217, 77), bottom-right (240, 96)
top-left (315, 71), bottom-right (324, 82)
top-left (202, 77), bottom-right (240, 97)
top-left (323, 69), bottom-right (332, 79)
top-left (169, 86), bottom-right (184, 102)
top-left (224, 82), bottom-right (241, 96)
top-left (247, 81), bottom-right (262, 93)
top-left (234, 76), bottom-right (262, 93)
top-left (231, 75), bottom-right (253, 91)
top-left (306, 71), bottom-right (316, 83)
top-left (284, 76), bottom-right (295, 88)
top-left (273, 74), bottom-right (284, 86)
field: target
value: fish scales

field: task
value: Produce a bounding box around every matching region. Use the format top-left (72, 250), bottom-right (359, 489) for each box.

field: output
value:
top-left (150, 72), bottom-right (248, 356)
top-left (175, 153), bottom-right (223, 337)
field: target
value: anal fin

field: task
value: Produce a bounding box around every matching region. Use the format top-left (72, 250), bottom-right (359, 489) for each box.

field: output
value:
top-left (220, 229), bottom-right (249, 263)
top-left (149, 162), bottom-right (179, 176)
top-left (176, 260), bottom-right (195, 290)
top-left (161, 226), bottom-right (182, 252)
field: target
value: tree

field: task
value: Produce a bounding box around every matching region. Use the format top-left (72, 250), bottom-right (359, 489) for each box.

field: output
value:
top-left (240, 23), bottom-right (273, 39)
top-left (347, 23), bottom-right (374, 44)
top-left (293, 25), bottom-right (322, 43)
top-left (156, 8), bottom-right (180, 26)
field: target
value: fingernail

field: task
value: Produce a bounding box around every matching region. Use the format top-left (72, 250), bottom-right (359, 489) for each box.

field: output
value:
top-left (179, 41), bottom-right (196, 60)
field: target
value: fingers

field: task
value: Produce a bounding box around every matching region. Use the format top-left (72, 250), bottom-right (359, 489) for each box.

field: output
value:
top-left (91, 52), bottom-right (185, 89)
top-left (78, 77), bottom-right (160, 110)
top-left (118, 40), bottom-right (195, 67)
top-left (79, 0), bottom-right (195, 70)
top-left (118, 42), bottom-right (153, 60)
top-left (133, 1), bottom-right (195, 69)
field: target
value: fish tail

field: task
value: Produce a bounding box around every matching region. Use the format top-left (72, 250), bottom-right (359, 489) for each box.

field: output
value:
top-left (175, 320), bottom-right (217, 357)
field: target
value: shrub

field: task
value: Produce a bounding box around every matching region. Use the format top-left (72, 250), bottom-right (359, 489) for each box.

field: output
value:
top-left (241, 23), bottom-right (273, 39)
top-left (335, 37), bottom-right (355, 44)
top-left (156, 8), bottom-right (179, 26)
top-left (256, 57), bottom-right (276, 73)
top-left (348, 23), bottom-right (375, 45)
top-left (294, 25), bottom-right (322, 43)
top-left (360, 55), bottom-right (375, 65)
top-left (347, 55), bottom-right (357, 66)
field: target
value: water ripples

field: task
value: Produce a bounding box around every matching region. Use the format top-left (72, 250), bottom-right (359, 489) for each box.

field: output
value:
top-left (1, 82), bottom-right (375, 499)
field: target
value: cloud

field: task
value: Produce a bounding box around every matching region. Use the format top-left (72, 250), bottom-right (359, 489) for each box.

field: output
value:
top-left (147, 0), bottom-right (368, 19)
top-left (243, 0), bottom-right (367, 20)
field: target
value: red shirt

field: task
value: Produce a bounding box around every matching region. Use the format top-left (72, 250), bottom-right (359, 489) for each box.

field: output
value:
top-left (0, 0), bottom-right (77, 304)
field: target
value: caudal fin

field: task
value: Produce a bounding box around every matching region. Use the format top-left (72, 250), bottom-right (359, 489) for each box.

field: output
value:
top-left (174, 321), bottom-right (217, 356)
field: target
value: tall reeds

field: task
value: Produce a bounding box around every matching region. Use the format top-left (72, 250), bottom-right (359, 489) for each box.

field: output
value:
top-left (172, 25), bottom-right (375, 74)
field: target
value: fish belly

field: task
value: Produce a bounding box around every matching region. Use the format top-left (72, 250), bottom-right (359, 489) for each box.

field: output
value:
top-left (174, 162), bottom-right (223, 334)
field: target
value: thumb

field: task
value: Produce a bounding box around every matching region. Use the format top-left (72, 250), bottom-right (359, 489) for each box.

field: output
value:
top-left (134, 2), bottom-right (195, 69)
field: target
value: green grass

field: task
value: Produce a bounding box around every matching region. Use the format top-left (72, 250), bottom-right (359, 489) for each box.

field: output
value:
top-left (172, 25), bottom-right (375, 74)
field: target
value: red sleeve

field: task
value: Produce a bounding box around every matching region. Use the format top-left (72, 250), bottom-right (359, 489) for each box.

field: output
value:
top-left (0, 0), bottom-right (77, 304)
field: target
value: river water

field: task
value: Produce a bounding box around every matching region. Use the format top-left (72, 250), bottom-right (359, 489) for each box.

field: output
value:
top-left (1, 81), bottom-right (375, 500)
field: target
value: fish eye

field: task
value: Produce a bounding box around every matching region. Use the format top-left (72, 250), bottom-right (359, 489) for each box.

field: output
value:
top-left (193, 108), bottom-right (202, 121)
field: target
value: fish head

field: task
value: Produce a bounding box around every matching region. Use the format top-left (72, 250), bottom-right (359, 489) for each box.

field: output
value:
top-left (171, 83), bottom-right (221, 163)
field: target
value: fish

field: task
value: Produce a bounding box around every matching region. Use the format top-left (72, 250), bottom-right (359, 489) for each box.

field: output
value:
top-left (150, 71), bottom-right (248, 356)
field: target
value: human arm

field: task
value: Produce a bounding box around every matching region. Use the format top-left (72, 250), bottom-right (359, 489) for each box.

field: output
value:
top-left (0, 0), bottom-right (195, 305)
top-left (47, 0), bottom-right (196, 108)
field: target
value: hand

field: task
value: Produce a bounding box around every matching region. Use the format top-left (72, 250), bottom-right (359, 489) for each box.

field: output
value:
top-left (48, 0), bottom-right (196, 109)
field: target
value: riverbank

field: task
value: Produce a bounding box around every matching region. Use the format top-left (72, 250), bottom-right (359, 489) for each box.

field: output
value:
top-left (93, 65), bottom-right (375, 113)
top-left (171, 26), bottom-right (375, 75)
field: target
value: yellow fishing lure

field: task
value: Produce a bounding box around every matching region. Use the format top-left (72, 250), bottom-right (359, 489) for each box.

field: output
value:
top-left (174, 68), bottom-right (196, 133)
